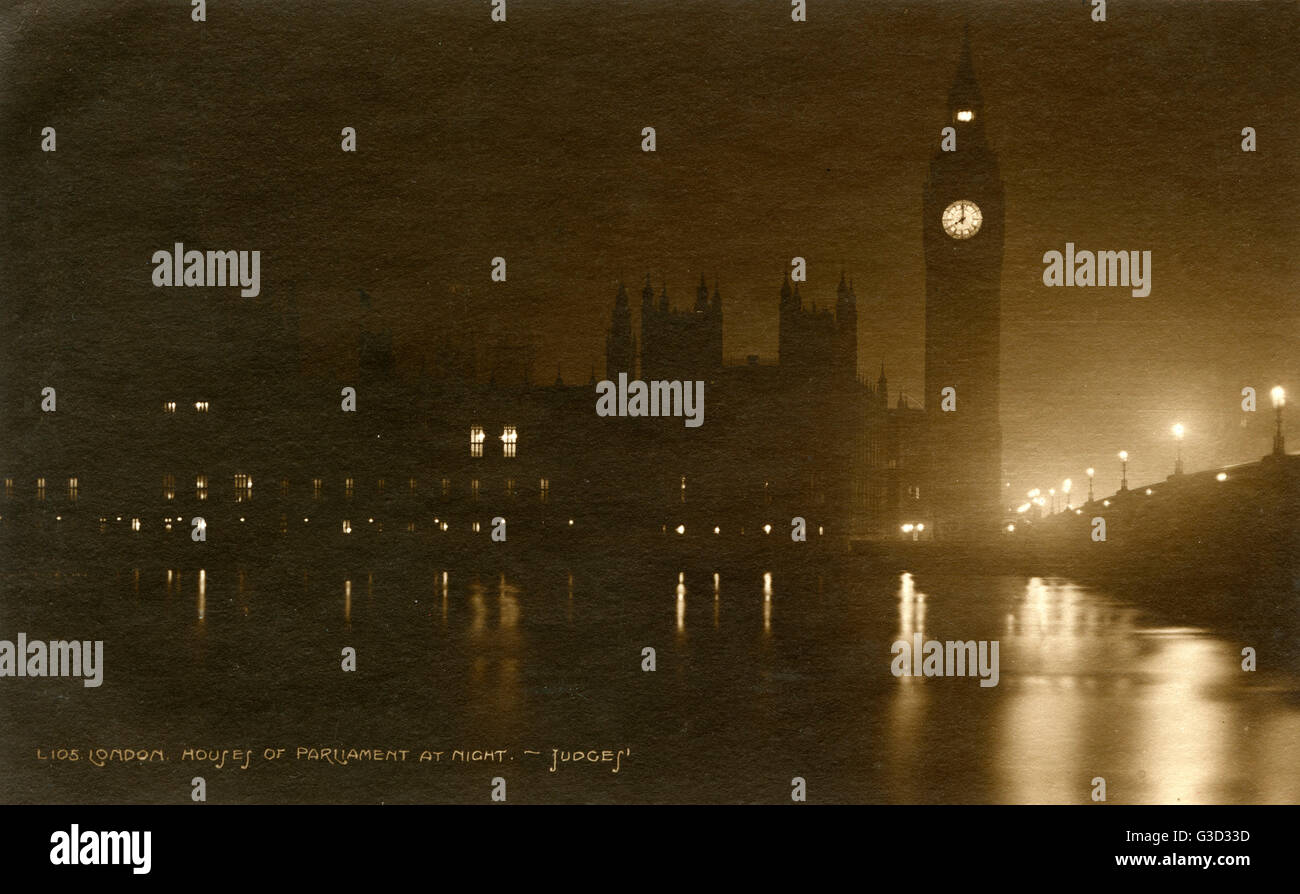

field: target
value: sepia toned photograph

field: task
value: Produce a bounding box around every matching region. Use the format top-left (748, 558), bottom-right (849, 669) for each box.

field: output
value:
top-left (1, 1), bottom-right (1296, 861)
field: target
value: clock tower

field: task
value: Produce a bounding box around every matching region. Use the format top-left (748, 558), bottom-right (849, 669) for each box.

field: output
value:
top-left (921, 29), bottom-right (1005, 538)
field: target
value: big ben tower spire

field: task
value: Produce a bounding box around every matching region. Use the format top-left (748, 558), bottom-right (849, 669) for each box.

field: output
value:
top-left (921, 29), bottom-right (1006, 539)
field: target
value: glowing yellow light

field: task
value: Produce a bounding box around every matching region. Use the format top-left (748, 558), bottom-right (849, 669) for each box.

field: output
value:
top-left (1102, 500), bottom-right (1110, 507)
top-left (1063, 479), bottom-right (1072, 493)
top-left (1086, 468), bottom-right (1094, 477)
top-left (1172, 423), bottom-right (1185, 440)
top-left (1216, 472), bottom-right (1227, 481)
top-left (763, 524), bottom-right (771, 534)
top-left (1006, 524), bottom-right (1015, 532)
top-left (1271, 386), bottom-right (1285, 408)
top-left (675, 524), bottom-right (685, 534)
top-left (1028, 488), bottom-right (1040, 498)
top-left (902, 524), bottom-right (914, 533)
top-left (1016, 503), bottom-right (1030, 513)
top-left (1145, 488), bottom-right (1153, 495)
top-left (1118, 450), bottom-right (1128, 461)
top-left (713, 526), bottom-right (720, 534)
top-left (957, 109), bottom-right (973, 122)
top-left (568, 519), bottom-right (574, 526)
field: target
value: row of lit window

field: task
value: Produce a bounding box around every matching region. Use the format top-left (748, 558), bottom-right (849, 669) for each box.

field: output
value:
top-left (7, 477), bottom-right (78, 501)
top-left (471, 425), bottom-right (517, 457)
top-left (163, 401), bottom-right (209, 413)
top-left (85, 515), bottom-right (577, 535)
top-left (664, 523), bottom-right (825, 536)
top-left (165, 475), bottom-right (551, 501)
top-left (5, 475), bottom-right (553, 503)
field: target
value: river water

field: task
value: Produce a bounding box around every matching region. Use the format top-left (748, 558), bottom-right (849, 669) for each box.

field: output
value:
top-left (2, 562), bottom-right (1297, 804)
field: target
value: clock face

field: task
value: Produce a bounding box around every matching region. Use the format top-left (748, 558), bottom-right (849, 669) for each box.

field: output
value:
top-left (942, 199), bottom-right (982, 239)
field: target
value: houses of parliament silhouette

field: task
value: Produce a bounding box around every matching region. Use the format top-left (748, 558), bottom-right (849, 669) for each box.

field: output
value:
top-left (0, 35), bottom-right (1006, 557)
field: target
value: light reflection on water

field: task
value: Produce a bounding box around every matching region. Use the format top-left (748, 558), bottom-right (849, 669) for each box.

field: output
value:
top-left (2, 564), bottom-right (1297, 805)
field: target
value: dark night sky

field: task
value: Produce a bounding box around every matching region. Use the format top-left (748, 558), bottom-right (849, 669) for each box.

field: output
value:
top-left (2, 0), bottom-right (1297, 499)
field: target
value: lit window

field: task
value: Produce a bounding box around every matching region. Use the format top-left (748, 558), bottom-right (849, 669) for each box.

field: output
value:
top-left (345, 477), bottom-right (354, 499)
top-left (313, 478), bottom-right (322, 500)
top-left (957, 109), bottom-right (973, 122)
top-left (234, 473), bottom-right (252, 502)
top-left (501, 425), bottom-right (517, 457)
top-left (68, 477), bottom-right (79, 501)
top-left (342, 520), bottom-right (352, 534)
top-left (473, 521), bottom-right (481, 533)
top-left (470, 425), bottom-right (485, 457)
top-left (505, 478), bottom-right (515, 497)
top-left (131, 517), bottom-right (141, 532)
top-left (4, 478), bottom-right (12, 499)
top-left (377, 478), bottom-right (386, 494)
top-left (406, 521), bottom-right (416, 533)
top-left (472, 479), bottom-right (480, 501)
top-left (279, 514), bottom-right (287, 534)
top-left (280, 478), bottom-right (289, 497)
top-left (196, 475), bottom-right (208, 500)
top-left (408, 477), bottom-right (417, 493)
top-left (163, 474), bottom-right (175, 501)
top-left (441, 478), bottom-right (450, 498)
top-left (164, 401), bottom-right (176, 414)
top-left (194, 401), bottom-right (209, 413)
top-left (37, 477), bottom-right (45, 501)
top-left (539, 478), bottom-right (549, 503)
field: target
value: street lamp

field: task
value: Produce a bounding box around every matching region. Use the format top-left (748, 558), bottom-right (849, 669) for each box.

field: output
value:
top-left (1172, 423), bottom-right (1185, 476)
top-left (1272, 386), bottom-right (1286, 455)
top-left (1118, 450), bottom-right (1129, 491)
top-left (1085, 468), bottom-right (1095, 503)
top-left (1063, 478), bottom-right (1072, 509)
top-left (1049, 488), bottom-right (1056, 514)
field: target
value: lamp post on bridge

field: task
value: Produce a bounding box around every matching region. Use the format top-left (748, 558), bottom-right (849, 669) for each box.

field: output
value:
top-left (1273, 387), bottom-right (1287, 456)
top-left (1048, 488), bottom-right (1056, 514)
top-left (1086, 468), bottom-right (1095, 503)
top-left (1118, 451), bottom-right (1129, 492)
top-left (1063, 478), bottom-right (1072, 510)
top-left (1172, 423), bottom-right (1185, 477)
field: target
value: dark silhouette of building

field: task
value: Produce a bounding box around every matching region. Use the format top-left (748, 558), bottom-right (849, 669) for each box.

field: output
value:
top-left (639, 274), bottom-right (723, 382)
top-left (921, 28), bottom-right (1006, 538)
top-left (777, 273), bottom-right (859, 386)
top-left (605, 281), bottom-right (635, 380)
